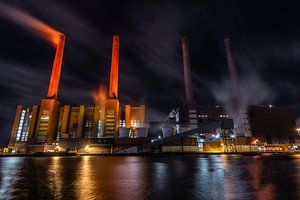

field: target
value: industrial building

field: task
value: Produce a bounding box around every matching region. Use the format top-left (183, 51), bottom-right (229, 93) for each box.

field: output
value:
top-left (7, 30), bottom-right (299, 154)
top-left (179, 37), bottom-right (198, 129)
top-left (248, 105), bottom-right (299, 144)
top-left (175, 37), bottom-right (299, 151)
top-left (197, 105), bottom-right (299, 144)
top-left (8, 35), bottom-right (146, 153)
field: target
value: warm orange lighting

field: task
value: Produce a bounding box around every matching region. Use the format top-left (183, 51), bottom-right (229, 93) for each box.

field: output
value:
top-left (47, 34), bottom-right (65, 98)
top-left (0, 3), bottom-right (62, 46)
top-left (0, 3), bottom-right (65, 99)
top-left (91, 85), bottom-right (107, 104)
top-left (85, 145), bottom-right (90, 153)
top-left (109, 35), bottom-right (119, 98)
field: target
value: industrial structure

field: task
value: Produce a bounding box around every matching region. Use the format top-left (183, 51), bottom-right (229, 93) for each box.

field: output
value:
top-left (8, 35), bottom-right (146, 153)
top-left (224, 38), bottom-right (251, 137)
top-left (179, 37), bottom-right (198, 129)
top-left (173, 37), bottom-right (299, 152)
top-left (7, 32), bottom-right (300, 154)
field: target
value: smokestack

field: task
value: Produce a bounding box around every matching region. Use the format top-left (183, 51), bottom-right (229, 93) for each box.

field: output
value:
top-left (182, 37), bottom-right (193, 101)
top-left (224, 38), bottom-right (242, 108)
top-left (109, 35), bottom-right (119, 99)
top-left (47, 34), bottom-right (65, 98)
top-left (0, 3), bottom-right (66, 99)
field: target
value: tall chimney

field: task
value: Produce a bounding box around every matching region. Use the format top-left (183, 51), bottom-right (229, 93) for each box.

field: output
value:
top-left (182, 37), bottom-right (193, 101)
top-left (224, 38), bottom-right (242, 108)
top-left (109, 35), bottom-right (119, 99)
top-left (47, 34), bottom-right (65, 98)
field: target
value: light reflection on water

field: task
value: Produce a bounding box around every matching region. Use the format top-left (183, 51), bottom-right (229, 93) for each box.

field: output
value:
top-left (1, 155), bottom-right (300, 199)
top-left (0, 157), bottom-right (23, 198)
top-left (48, 156), bottom-right (63, 198)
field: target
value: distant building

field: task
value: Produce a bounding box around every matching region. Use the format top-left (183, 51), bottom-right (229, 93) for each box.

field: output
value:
top-left (197, 105), bottom-right (299, 144)
top-left (248, 105), bottom-right (299, 144)
top-left (198, 106), bottom-right (228, 120)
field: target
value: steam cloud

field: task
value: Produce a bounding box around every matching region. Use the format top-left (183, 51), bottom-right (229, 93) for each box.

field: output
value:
top-left (0, 2), bottom-right (63, 46)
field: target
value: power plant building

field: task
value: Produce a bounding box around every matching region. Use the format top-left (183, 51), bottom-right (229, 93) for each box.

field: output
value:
top-left (8, 35), bottom-right (146, 153)
top-left (197, 105), bottom-right (299, 144)
top-left (7, 32), bottom-right (299, 154)
top-left (8, 105), bottom-right (38, 150)
top-left (179, 37), bottom-right (198, 129)
top-left (248, 105), bottom-right (299, 144)
top-left (124, 105), bottom-right (146, 129)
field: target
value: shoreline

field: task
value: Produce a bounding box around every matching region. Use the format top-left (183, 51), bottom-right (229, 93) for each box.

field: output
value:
top-left (0, 151), bottom-right (298, 157)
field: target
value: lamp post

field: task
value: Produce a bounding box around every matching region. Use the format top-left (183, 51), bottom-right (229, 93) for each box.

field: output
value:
top-left (296, 128), bottom-right (300, 136)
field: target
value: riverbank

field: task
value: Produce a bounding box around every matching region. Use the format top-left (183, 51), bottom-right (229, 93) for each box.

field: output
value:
top-left (0, 151), bottom-right (298, 157)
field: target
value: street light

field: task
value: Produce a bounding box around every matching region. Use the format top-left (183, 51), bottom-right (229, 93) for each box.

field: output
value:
top-left (85, 145), bottom-right (90, 154)
top-left (296, 128), bottom-right (300, 136)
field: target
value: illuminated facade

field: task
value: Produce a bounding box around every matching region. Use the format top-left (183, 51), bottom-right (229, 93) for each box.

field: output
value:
top-left (8, 105), bottom-right (38, 149)
top-left (57, 105), bottom-right (103, 139)
top-left (104, 35), bottom-right (121, 137)
top-left (56, 105), bottom-right (70, 141)
top-left (34, 99), bottom-right (60, 144)
top-left (124, 105), bottom-right (146, 129)
top-left (8, 35), bottom-right (147, 152)
top-left (119, 105), bottom-right (146, 137)
top-left (7, 31), bottom-right (299, 154)
top-left (104, 99), bottom-right (120, 137)
top-left (34, 33), bottom-right (65, 145)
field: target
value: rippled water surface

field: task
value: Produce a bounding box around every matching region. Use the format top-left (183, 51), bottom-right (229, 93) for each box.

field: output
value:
top-left (1, 155), bottom-right (300, 200)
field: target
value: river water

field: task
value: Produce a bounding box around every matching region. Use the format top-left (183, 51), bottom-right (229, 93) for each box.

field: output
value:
top-left (0, 155), bottom-right (300, 200)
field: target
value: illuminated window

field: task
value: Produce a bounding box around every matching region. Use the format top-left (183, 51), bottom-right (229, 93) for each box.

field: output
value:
top-left (189, 114), bottom-right (197, 118)
top-left (40, 115), bottom-right (49, 121)
top-left (190, 119), bottom-right (197, 124)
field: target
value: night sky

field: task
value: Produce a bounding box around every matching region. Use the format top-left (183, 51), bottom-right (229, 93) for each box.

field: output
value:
top-left (1, 0), bottom-right (300, 146)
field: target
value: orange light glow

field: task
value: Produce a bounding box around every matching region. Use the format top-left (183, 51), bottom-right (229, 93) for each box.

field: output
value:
top-left (0, 3), bottom-right (62, 46)
top-left (0, 3), bottom-right (65, 99)
top-left (47, 35), bottom-right (65, 98)
top-left (109, 35), bottom-right (119, 98)
top-left (91, 85), bottom-right (107, 104)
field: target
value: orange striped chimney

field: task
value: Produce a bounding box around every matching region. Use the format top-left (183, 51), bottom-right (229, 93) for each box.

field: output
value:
top-left (109, 35), bottom-right (119, 99)
top-left (47, 34), bottom-right (65, 98)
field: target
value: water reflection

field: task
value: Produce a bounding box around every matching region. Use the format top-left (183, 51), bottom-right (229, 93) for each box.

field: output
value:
top-left (1, 155), bottom-right (300, 199)
top-left (47, 157), bottom-right (63, 198)
top-left (246, 157), bottom-right (276, 200)
top-left (153, 162), bottom-right (167, 192)
top-left (195, 156), bottom-right (226, 199)
top-left (77, 156), bottom-right (91, 197)
top-left (0, 157), bottom-right (23, 199)
top-left (112, 156), bottom-right (148, 200)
